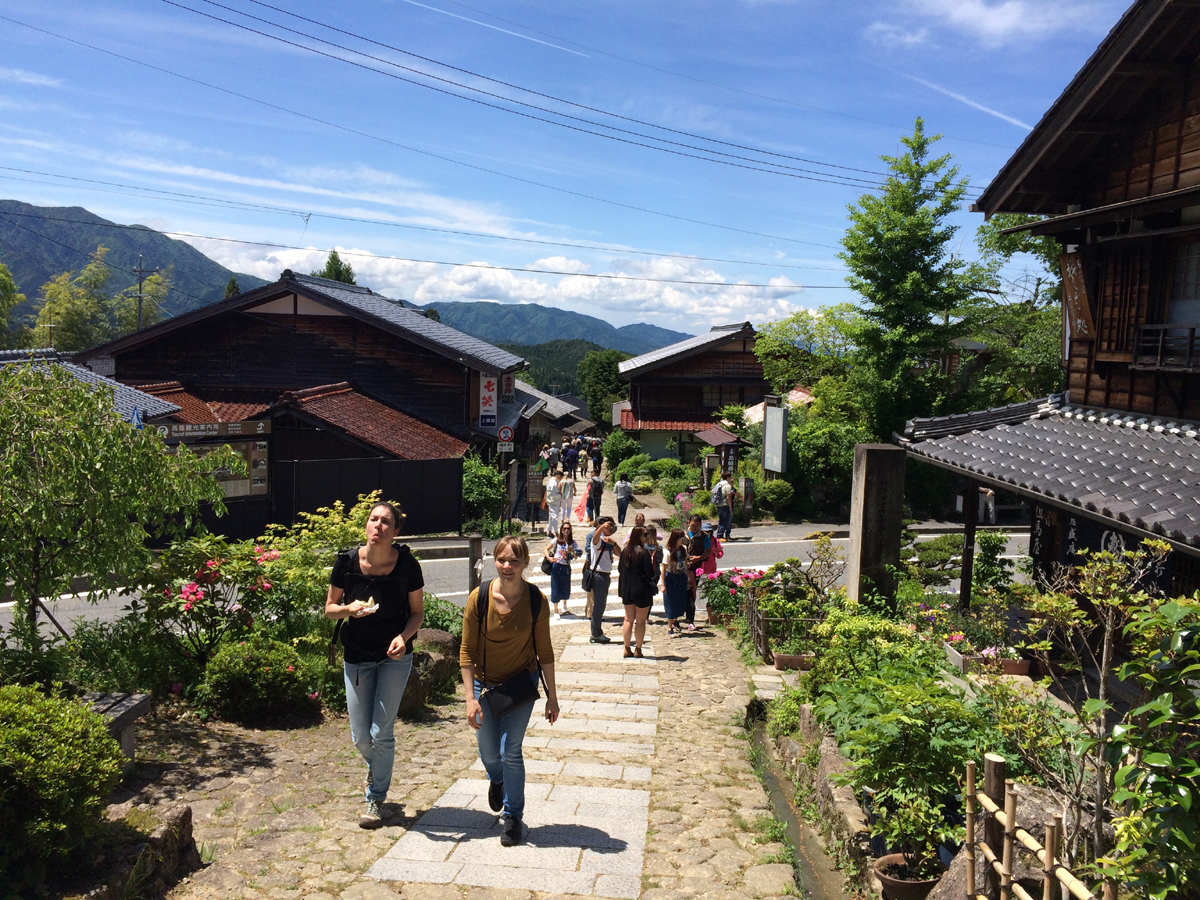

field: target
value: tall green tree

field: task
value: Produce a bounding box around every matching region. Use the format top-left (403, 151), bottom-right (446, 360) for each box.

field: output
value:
top-left (113, 267), bottom-right (171, 335)
top-left (754, 303), bottom-right (861, 393)
top-left (31, 246), bottom-right (113, 351)
top-left (224, 275), bottom-right (240, 299)
top-left (840, 118), bottom-right (977, 438)
top-left (576, 348), bottom-right (630, 425)
top-left (0, 363), bottom-right (243, 639)
top-left (0, 263), bottom-right (27, 350)
top-left (311, 250), bottom-right (356, 284)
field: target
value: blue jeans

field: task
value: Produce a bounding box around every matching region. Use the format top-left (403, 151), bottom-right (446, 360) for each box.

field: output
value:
top-left (616, 497), bottom-right (629, 525)
top-left (550, 562), bottom-right (571, 604)
top-left (344, 654), bottom-right (414, 802)
top-left (718, 505), bottom-right (732, 539)
top-left (474, 673), bottom-right (538, 819)
top-left (590, 570), bottom-right (611, 638)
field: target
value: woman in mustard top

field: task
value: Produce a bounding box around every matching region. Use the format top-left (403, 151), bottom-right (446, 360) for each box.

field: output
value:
top-left (460, 535), bottom-right (560, 846)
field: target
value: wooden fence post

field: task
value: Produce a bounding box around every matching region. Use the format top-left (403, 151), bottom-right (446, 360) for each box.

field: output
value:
top-left (1001, 781), bottom-right (1017, 900)
top-left (468, 533), bottom-right (483, 594)
top-left (1043, 819), bottom-right (1058, 900)
top-left (965, 761), bottom-right (977, 900)
top-left (984, 753), bottom-right (1006, 894)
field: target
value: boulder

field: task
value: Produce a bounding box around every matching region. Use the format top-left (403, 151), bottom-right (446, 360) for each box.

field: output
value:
top-left (416, 627), bottom-right (459, 656)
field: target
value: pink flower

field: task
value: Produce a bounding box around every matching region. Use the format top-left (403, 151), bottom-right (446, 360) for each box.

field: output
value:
top-left (287, 665), bottom-right (295, 672)
top-left (206, 559), bottom-right (220, 569)
top-left (308, 692), bottom-right (319, 700)
top-left (261, 581), bottom-right (271, 591)
top-left (171, 682), bottom-right (183, 694)
top-left (183, 600), bottom-right (194, 612)
top-left (729, 588), bottom-right (736, 596)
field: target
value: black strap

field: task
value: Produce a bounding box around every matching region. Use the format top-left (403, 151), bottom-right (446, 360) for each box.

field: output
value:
top-left (477, 580), bottom-right (548, 693)
top-left (328, 544), bottom-right (413, 661)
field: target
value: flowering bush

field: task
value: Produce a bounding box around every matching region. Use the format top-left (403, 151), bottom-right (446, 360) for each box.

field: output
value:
top-left (901, 581), bottom-right (1015, 655)
top-left (194, 635), bottom-right (319, 723)
top-left (699, 567), bottom-right (766, 614)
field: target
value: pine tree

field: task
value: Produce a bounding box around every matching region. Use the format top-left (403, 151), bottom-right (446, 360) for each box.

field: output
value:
top-left (310, 250), bottom-right (356, 285)
top-left (224, 276), bottom-right (240, 299)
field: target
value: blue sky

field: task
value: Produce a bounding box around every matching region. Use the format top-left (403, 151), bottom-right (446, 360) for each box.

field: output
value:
top-left (0, 0), bottom-right (1128, 334)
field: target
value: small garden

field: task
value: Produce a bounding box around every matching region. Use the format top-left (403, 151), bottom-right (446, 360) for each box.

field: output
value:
top-left (715, 528), bottom-right (1200, 900)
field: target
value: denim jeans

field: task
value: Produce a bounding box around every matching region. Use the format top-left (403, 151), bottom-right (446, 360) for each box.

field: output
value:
top-left (717, 505), bottom-right (732, 539)
top-left (474, 672), bottom-right (538, 819)
top-left (550, 562), bottom-right (571, 605)
top-left (590, 570), bottom-right (611, 638)
top-left (344, 654), bottom-right (414, 802)
top-left (616, 497), bottom-right (629, 525)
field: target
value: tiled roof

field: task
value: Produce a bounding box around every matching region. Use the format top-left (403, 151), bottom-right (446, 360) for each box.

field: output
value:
top-left (694, 425), bottom-right (744, 446)
top-left (745, 386), bottom-right (813, 424)
top-left (275, 382), bottom-right (468, 460)
top-left (290, 274), bottom-right (526, 375)
top-left (514, 380), bottom-right (578, 420)
top-left (620, 409), bottom-right (717, 432)
top-left (139, 382), bottom-right (274, 424)
top-left (899, 396), bottom-right (1200, 549)
top-left (0, 349), bottom-right (180, 420)
top-left (618, 322), bottom-right (749, 378)
top-left (562, 417), bottom-right (598, 436)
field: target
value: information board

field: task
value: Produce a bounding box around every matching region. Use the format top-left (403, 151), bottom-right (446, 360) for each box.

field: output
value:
top-left (763, 406), bottom-right (788, 473)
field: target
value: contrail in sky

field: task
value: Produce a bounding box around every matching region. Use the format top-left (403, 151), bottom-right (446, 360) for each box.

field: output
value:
top-left (396, 0), bottom-right (590, 57)
top-left (903, 74), bottom-right (1033, 131)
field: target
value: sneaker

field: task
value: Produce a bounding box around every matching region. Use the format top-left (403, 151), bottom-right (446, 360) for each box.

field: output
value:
top-left (688, 623), bottom-right (696, 632)
top-left (667, 627), bottom-right (675, 637)
top-left (488, 779), bottom-right (504, 812)
top-left (359, 799), bottom-right (383, 828)
top-left (553, 611), bottom-right (562, 621)
top-left (590, 634), bottom-right (612, 644)
top-left (500, 815), bottom-right (523, 846)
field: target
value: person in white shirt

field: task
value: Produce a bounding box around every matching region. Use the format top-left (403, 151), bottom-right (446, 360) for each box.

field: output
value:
top-left (558, 470), bottom-right (575, 528)
top-left (543, 470), bottom-right (563, 537)
top-left (714, 471), bottom-right (737, 540)
top-left (588, 517), bottom-right (619, 643)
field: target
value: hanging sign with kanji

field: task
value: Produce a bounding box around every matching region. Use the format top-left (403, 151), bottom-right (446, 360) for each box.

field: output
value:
top-left (480, 375), bottom-right (498, 428)
top-left (501, 373), bottom-right (515, 404)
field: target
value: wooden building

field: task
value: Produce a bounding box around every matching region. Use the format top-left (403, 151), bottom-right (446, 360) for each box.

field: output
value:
top-left (74, 272), bottom-right (525, 537)
top-left (899, 0), bottom-right (1200, 597)
top-left (617, 322), bottom-right (768, 461)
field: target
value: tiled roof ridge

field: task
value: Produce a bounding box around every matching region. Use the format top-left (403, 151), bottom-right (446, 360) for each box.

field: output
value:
top-left (287, 271), bottom-right (377, 296)
top-left (0, 347), bottom-right (62, 362)
top-left (1059, 405), bottom-right (1200, 439)
top-left (279, 382), bottom-right (355, 404)
top-left (139, 380), bottom-right (185, 394)
top-left (900, 392), bottom-right (1068, 443)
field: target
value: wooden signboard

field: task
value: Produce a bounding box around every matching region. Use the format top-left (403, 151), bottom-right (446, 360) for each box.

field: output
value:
top-left (1060, 252), bottom-right (1095, 339)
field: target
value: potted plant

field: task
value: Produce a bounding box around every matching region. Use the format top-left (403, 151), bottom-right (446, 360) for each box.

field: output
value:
top-left (979, 646), bottom-right (1030, 676)
top-left (870, 789), bottom-right (956, 900)
top-left (701, 571), bottom-right (740, 625)
top-left (942, 632), bottom-right (983, 673)
top-left (771, 630), bottom-right (815, 670)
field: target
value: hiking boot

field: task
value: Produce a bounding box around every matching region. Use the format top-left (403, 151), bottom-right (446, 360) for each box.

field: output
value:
top-left (500, 815), bottom-right (523, 846)
top-left (359, 799), bottom-right (383, 828)
top-left (590, 634), bottom-right (611, 644)
top-left (488, 779), bottom-right (504, 812)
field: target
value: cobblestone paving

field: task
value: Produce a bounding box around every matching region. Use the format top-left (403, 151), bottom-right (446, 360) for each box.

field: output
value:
top-left (125, 615), bottom-right (796, 900)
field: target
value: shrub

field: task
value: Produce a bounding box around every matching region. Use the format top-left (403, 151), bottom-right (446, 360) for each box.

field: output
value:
top-left (195, 636), bottom-right (318, 724)
top-left (611, 452), bottom-right (650, 483)
top-left (0, 685), bottom-right (124, 888)
top-left (462, 453), bottom-right (505, 521)
top-left (759, 479), bottom-right (794, 511)
top-left (804, 604), bottom-right (928, 698)
top-left (646, 457), bottom-right (685, 480)
top-left (421, 592), bottom-right (464, 641)
top-left (602, 430), bottom-right (641, 472)
top-left (766, 684), bottom-right (806, 739)
top-left (66, 614), bottom-right (200, 696)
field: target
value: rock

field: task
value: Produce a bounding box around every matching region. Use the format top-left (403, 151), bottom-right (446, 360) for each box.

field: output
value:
top-left (399, 650), bottom-right (460, 718)
top-left (341, 882), bottom-right (402, 900)
top-left (416, 628), bottom-right (459, 655)
top-left (741, 864), bottom-right (796, 897)
top-left (400, 884), bottom-right (464, 900)
top-left (464, 888), bottom-right (533, 900)
top-left (927, 844), bottom-right (991, 900)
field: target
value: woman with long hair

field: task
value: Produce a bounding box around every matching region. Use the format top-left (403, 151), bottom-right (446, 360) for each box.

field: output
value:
top-left (544, 521), bottom-right (579, 619)
top-left (618, 525), bottom-right (656, 658)
top-left (661, 529), bottom-right (693, 637)
top-left (326, 501), bottom-right (424, 828)
top-left (460, 536), bottom-right (560, 846)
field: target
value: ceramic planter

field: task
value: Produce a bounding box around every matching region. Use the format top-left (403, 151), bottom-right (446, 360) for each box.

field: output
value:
top-left (872, 854), bottom-right (942, 900)
top-left (772, 652), bottom-right (815, 671)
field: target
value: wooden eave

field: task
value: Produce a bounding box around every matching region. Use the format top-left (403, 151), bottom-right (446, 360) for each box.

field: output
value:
top-left (998, 184), bottom-right (1200, 236)
top-left (975, 0), bottom-right (1200, 217)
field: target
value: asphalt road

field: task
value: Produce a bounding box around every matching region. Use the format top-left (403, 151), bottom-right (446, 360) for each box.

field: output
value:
top-left (1, 524), bottom-right (1029, 637)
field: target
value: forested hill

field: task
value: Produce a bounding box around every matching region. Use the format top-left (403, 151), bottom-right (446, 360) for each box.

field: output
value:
top-left (497, 339), bottom-right (610, 395)
top-left (0, 199), bottom-right (267, 318)
top-left (421, 300), bottom-right (691, 355)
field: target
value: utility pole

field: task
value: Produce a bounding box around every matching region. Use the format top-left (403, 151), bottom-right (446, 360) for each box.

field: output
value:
top-left (132, 255), bottom-right (158, 331)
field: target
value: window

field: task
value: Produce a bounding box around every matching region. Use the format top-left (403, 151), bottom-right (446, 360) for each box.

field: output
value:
top-left (702, 385), bottom-right (742, 408)
top-left (1170, 242), bottom-right (1200, 325)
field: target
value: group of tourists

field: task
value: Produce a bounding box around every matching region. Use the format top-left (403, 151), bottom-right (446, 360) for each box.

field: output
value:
top-left (326, 502), bottom-right (561, 848)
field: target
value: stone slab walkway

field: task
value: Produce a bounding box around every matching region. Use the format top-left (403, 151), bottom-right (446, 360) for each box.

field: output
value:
top-left (123, 606), bottom-right (796, 900)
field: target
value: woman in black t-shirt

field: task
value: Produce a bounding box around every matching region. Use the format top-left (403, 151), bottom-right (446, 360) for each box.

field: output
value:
top-left (326, 502), bottom-right (425, 829)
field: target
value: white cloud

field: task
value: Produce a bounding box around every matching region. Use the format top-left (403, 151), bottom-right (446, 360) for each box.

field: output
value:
top-left (864, 22), bottom-right (929, 48)
top-left (0, 68), bottom-right (62, 88)
top-left (528, 257), bottom-right (591, 274)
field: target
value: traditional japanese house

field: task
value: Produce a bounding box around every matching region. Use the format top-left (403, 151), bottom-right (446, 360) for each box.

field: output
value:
top-left (617, 322), bottom-right (769, 462)
top-left (898, 0), bottom-right (1200, 597)
top-left (74, 271), bottom-right (525, 537)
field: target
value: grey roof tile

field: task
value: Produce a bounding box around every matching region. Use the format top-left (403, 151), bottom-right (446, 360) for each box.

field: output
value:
top-left (0, 349), bottom-right (181, 420)
top-left (514, 379), bottom-right (578, 420)
top-left (902, 402), bottom-right (1200, 549)
top-left (617, 322), bottom-right (745, 378)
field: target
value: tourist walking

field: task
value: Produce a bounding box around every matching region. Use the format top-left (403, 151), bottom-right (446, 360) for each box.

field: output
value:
top-left (618, 525), bottom-right (655, 658)
top-left (587, 470), bottom-right (605, 525)
top-left (547, 442), bottom-right (560, 473)
top-left (661, 529), bottom-right (693, 637)
top-left (703, 527), bottom-right (724, 576)
top-left (713, 471), bottom-right (737, 540)
top-left (590, 442), bottom-right (603, 475)
top-left (564, 444), bottom-right (578, 479)
top-left (325, 502), bottom-right (425, 828)
top-left (614, 472), bottom-right (634, 525)
top-left (460, 536), bottom-right (560, 847)
top-left (543, 522), bottom-right (578, 618)
top-left (645, 524), bottom-right (663, 585)
top-left (558, 469), bottom-right (575, 526)
top-left (684, 514), bottom-right (712, 632)
top-left (544, 469), bottom-right (563, 537)
top-left (588, 517), bottom-right (619, 643)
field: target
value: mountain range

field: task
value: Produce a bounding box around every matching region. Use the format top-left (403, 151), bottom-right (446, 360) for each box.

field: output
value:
top-left (0, 199), bottom-right (694, 354)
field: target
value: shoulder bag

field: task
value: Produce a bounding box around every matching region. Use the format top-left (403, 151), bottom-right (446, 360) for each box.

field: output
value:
top-left (476, 580), bottom-right (550, 719)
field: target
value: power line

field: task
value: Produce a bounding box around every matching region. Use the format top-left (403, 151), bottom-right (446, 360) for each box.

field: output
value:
top-left (0, 210), bottom-right (854, 289)
top-left (162, 0), bottom-right (887, 189)
top-left (0, 12), bottom-right (830, 248)
top-left (0, 165), bottom-right (850, 265)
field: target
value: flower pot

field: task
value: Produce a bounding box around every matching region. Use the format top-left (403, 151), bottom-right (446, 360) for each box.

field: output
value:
top-left (999, 658), bottom-right (1031, 676)
top-left (773, 652), bottom-right (815, 671)
top-left (1035, 659), bottom-right (1069, 678)
top-left (943, 641), bottom-right (982, 674)
top-left (872, 854), bottom-right (942, 900)
top-left (707, 611), bottom-right (731, 626)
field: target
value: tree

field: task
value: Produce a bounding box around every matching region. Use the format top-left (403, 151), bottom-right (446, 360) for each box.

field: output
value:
top-left (311, 250), bottom-right (356, 285)
top-left (224, 276), bottom-right (240, 299)
top-left (0, 263), bottom-right (27, 351)
top-left (576, 348), bottom-right (630, 424)
top-left (31, 246), bottom-right (113, 352)
top-left (840, 118), bottom-right (978, 438)
top-left (0, 363), bottom-right (244, 643)
top-left (423, 307), bottom-right (441, 323)
top-left (754, 303), bottom-right (860, 393)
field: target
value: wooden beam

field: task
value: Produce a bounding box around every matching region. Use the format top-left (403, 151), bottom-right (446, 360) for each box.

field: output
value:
top-left (1062, 120), bottom-right (1137, 135)
top-left (1115, 60), bottom-right (1192, 76)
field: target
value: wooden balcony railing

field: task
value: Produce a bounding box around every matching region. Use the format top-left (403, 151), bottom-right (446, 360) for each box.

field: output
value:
top-left (1131, 324), bottom-right (1200, 371)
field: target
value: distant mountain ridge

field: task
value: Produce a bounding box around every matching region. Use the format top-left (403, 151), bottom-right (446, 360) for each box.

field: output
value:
top-left (421, 301), bottom-right (692, 356)
top-left (0, 199), bottom-right (267, 319)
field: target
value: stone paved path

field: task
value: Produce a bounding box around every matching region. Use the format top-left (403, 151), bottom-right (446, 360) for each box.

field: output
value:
top-left (132, 613), bottom-right (795, 900)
